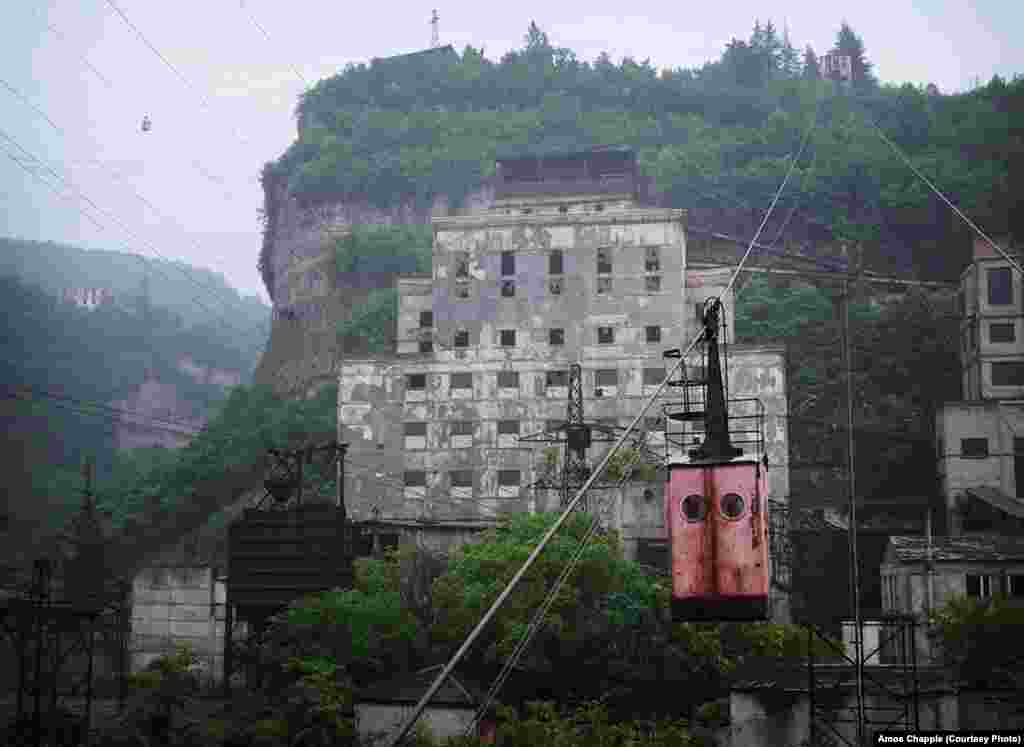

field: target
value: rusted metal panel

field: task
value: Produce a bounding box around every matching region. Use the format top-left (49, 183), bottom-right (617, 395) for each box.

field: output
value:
top-left (667, 461), bottom-right (769, 621)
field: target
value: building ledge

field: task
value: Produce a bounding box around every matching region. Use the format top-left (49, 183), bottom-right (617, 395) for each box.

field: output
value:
top-left (432, 207), bottom-right (686, 231)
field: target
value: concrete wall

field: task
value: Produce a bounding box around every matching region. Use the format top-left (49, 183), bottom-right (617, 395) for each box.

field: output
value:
top-left (937, 401), bottom-right (1024, 530)
top-left (130, 565), bottom-right (226, 681)
top-left (356, 703), bottom-right (475, 746)
top-left (731, 684), bottom-right (959, 747)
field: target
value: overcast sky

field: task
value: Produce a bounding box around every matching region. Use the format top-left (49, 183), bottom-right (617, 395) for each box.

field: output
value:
top-left (1, 1), bottom-right (1020, 305)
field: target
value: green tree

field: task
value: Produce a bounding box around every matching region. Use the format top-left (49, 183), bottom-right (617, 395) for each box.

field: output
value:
top-left (832, 21), bottom-right (877, 91)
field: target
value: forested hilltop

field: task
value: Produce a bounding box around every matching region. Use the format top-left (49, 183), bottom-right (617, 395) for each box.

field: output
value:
top-left (259, 20), bottom-right (1023, 297)
top-left (0, 243), bottom-right (269, 564)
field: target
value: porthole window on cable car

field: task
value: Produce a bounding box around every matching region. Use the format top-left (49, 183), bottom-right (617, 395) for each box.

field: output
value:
top-left (721, 493), bottom-right (745, 520)
top-left (681, 494), bottom-right (707, 522)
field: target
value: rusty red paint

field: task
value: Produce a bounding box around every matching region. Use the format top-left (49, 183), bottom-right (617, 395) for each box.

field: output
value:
top-left (667, 461), bottom-right (769, 618)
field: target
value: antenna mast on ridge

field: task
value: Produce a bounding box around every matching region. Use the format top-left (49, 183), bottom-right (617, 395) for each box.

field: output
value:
top-left (430, 9), bottom-right (440, 48)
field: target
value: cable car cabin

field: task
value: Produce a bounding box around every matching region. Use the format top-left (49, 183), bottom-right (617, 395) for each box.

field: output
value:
top-left (662, 298), bottom-right (769, 622)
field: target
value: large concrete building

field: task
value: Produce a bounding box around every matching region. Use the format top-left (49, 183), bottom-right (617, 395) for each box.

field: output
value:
top-left (338, 147), bottom-right (790, 568)
top-left (937, 236), bottom-right (1024, 535)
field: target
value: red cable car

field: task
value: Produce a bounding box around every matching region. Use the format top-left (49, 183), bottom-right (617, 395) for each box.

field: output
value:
top-left (662, 298), bottom-right (769, 622)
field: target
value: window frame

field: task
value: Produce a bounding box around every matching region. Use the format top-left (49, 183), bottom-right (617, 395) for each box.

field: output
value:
top-left (499, 329), bottom-right (516, 347)
top-left (501, 251), bottom-right (515, 277)
top-left (549, 328), bottom-right (565, 346)
top-left (407, 373), bottom-right (427, 390)
top-left (546, 370), bottom-right (569, 388)
top-left (549, 250), bottom-right (564, 276)
top-left (990, 322), bottom-right (1015, 343)
top-left (991, 361), bottom-right (1024, 387)
top-left (597, 326), bottom-right (615, 344)
top-left (419, 311), bottom-right (434, 329)
top-left (450, 372), bottom-right (474, 390)
top-left (454, 329), bottom-right (470, 348)
top-left (645, 325), bottom-right (661, 343)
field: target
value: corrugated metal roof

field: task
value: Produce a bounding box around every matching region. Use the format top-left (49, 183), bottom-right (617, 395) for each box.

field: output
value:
top-left (966, 486), bottom-right (1024, 519)
top-left (887, 534), bottom-right (1024, 563)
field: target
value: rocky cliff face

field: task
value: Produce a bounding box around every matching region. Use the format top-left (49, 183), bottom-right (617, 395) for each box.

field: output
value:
top-left (110, 356), bottom-right (243, 450)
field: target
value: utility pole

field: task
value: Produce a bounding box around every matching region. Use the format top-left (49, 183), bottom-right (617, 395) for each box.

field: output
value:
top-left (840, 278), bottom-right (866, 746)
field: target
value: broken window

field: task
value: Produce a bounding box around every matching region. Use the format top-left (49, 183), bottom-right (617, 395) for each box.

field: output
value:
top-left (966, 574), bottom-right (995, 598)
top-left (546, 370), bottom-right (568, 388)
top-left (407, 374), bottom-right (427, 390)
top-left (498, 469), bottom-right (521, 486)
top-left (645, 325), bottom-right (661, 343)
top-left (454, 330), bottom-right (470, 348)
top-left (450, 470), bottom-right (473, 489)
top-left (991, 322), bottom-right (1015, 343)
top-left (501, 279), bottom-right (516, 297)
top-left (549, 250), bottom-right (564, 275)
top-left (419, 311), bottom-right (433, 328)
top-left (404, 471), bottom-right (426, 487)
top-left (549, 328), bottom-right (565, 346)
top-left (598, 326), bottom-right (615, 344)
top-left (961, 438), bottom-right (989, 458)
top-left (596, 247), bottom-right (612, 275)
top-left (992, 362), bottom-right (1024, 386)
top-left (643, 367), bottom-right (666, 386)
top-left (645, 247), bottom-right (661, 273)
top-left (455, 252), bottom-right (470, 278)
top-left (597, 276), bottom-right (612, 294)
top-left (500, 329), bottom-right (516, 347)
top-left (501, 251), bottom-right (515, 276)
top-left (497, 371), bottom-right (519, 389)
top-left (988, 267), bottom-right (1012, 305)
top-left (450, 373), bottom-right (473, 390)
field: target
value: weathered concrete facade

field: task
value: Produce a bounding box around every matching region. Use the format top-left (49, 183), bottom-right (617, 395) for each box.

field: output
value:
top-left (338, 149), bottom-right (790, 568)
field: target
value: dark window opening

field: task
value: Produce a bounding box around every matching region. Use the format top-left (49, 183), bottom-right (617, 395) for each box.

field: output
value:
top-left (597, 248), bottom-right (612, 275)
top-left (595, 369), bottom-right (618, 387)
top-left (501, 279), bottom-right (516, 297)
top-left (1010, 575), bottom-right (1024, 598)
top-left (597, 276), bottom-right (612, 294)
top-left (643, 367), bottom-right (666, 386)
top-left (455, 281), bottom-right (471, 299)
top-left (645, 247), bottom-right (660, 273)
top-left (407, 374), bottom-right (427, 390)
top-left (500, 330), bottom-right (516, 347)
top-left (598, 327), bottom-right (615, 344)
top-left (497, 420), bottom-right (519, 435)
top-left (549, 328), bottom-right (565, 346)
top-left (546, 370), bottom-right (568, 388)
top-left (645, 325), bottom-right (661, 343)
top-left (966, 574), bottom-right (994, 598)
top-left (455, 252), bottom-right (470, 278)
top-left (451, 373), bottom-right (473, 390)
top-left (549, 250), bottom-right (564, 275)
top-left (646, 275), bottom-right (662, 292)
top-left (558, 205), bottom-right (568, 214)
top-left (404, 422), bottom-right (427, 436)
top-left (991, 323), bottom-right (1016, 343)
top-left (681, 494), bottom-right (706, 522)
top-left (992, 361), bottom-right (1024, 386)
top-left (419, 340), bottom-right (434, 354)
top-left (961, 438), bottom-right (989, 458)
top-left (501, 251), bottom-right (515, 276)
top-left (454, 330), bottom-right (470, 348)
top-left (695, 303), bottom-right (705, 322)
top-left (419, 311), bottom-right (433, 328)
top-left (497, 371), bottom-right (519, 389)
top-left (988, 267), bottom-right (1012, 305)
top-left (498, 469), bottom-right (521, 486)
top-left (450, 470), bottom-right (473, 488)
top-left (549, 277), bottom-right (563, 295)
top-left (452, 421), bottom-right (474, 437)
top-left (404, 471), bottom-right (426, 487)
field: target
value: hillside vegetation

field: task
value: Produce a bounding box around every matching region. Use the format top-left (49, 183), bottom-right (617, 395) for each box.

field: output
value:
top-left (260, 20), bottom-right (1023, 296)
